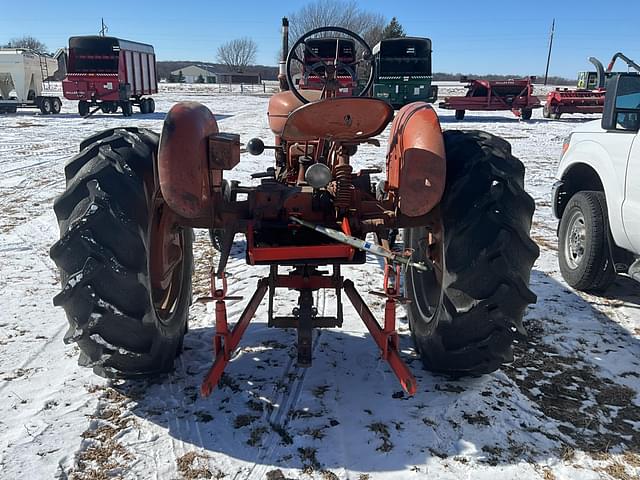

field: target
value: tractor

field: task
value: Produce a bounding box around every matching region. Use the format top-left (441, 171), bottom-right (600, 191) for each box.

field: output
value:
top-left (50, 23), bottom-right (539, 396)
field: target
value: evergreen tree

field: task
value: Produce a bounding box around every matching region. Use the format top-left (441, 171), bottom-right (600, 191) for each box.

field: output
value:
top-left (382, 17), bottom-right (406, 39)
top-left (196, 74), bottom-right (205, 83)
top-left (177, 70), bottom-right (185, 83)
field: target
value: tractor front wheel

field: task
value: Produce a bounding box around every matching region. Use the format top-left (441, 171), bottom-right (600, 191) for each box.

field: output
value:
top-left (404, 130), bottom-right (539, 376)
top-left (50, 128), bottom-right (193, 378)
top-left (454, 109), bottom-right (465, 121)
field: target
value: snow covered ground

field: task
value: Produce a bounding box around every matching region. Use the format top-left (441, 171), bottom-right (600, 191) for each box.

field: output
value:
top-left (0, 83), bottom-right (638, 480)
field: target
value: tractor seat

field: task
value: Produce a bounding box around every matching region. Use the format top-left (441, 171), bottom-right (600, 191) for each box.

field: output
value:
top-left (268, 93), bottom-right (394, 142)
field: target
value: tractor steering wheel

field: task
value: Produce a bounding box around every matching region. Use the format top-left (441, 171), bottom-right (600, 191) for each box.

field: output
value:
top-left (285, 26), bottom-right (374, 104)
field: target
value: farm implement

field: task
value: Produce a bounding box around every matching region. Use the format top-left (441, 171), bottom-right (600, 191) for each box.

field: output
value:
top-left (439, 77), bottom-right (541, 120)
top-left (544, 53), bottom-right (640, 119)
top-left (50, 23), bottom-right (539, 397)
top-left (62, 36), bottom-right (157, 117)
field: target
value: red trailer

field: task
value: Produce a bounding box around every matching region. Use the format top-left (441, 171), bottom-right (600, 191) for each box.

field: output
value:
top-left (543, 88), bottom-right (605, 120)
top-left (62, 36), bottom-right (157, 117)
top-left (439, 77), bottom-right (541, 120)
top-left (543, 54), bottom-right (640, 120)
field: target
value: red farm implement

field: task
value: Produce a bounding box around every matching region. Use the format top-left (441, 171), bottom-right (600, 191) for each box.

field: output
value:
top-left (544, 53), bottom-right (640, 120)
top-left (439, 76), bottom-right (541, 120)
top-left (50, 20), bottom-right (539, 398)
top-left (62, 36), bottom-right (157, 117)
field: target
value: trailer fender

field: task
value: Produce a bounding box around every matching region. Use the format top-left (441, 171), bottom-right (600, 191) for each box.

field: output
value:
top-left (386, 102), bottom-right (445, 217)
top-left (158, 102), bottom-right (220, 218)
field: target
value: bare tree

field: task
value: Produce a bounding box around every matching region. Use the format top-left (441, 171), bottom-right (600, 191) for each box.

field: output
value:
top-left (3, 35), bottom-right (47, 53)
top-left (216, 37), bottom-right (258, 73)
top-left (288, 0), bottom-right (386, 48)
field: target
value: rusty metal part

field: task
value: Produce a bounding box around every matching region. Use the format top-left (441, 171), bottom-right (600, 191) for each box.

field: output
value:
top-left (149, 192), bottom-right (185, 320)
top-left (200, 262), bottom-right (417, 396)
top-left (334, 161), bottom-right (353, 210)
top-left (386, 102), bottom-right (446, 218)
top-left (281, 97), bottom-right (393, 142)
top-left (158, 102), bottom-right (219, 218)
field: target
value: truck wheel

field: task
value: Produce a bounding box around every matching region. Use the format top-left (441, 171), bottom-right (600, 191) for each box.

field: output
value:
top-left (404, 130), bottom-right (539, 376)
top-left (40, 97), bottom-right (52, 115)
top-left (51, 97), bottom-right (62, 114)
top-left (50, 128), bottom-right (193, 378)
top-left (558, 191), bottom-right (616, 292)
top-left (454, 109), bottom-right (465, 121)
top-left (521, 108), bottom-right (532, 120)
top-left (542, 105), bottom-right (551, 118)
top-left (78, 101), bottom-right (89, 117)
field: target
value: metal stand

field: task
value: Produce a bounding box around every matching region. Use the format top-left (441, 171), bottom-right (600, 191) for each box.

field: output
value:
top-left (200, 263), bottom-right (417, 397)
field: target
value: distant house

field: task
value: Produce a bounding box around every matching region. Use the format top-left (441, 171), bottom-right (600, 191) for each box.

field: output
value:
top-left (170, 65), bottom-right (261, 84)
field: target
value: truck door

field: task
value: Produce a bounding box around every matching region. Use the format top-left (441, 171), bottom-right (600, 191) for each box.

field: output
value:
top-left (623, 134), bottom-right (640, 251)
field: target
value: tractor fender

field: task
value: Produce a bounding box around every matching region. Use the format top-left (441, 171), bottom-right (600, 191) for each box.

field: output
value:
top-left (158, 102), bottom-right (219, 218)
top-left (386, 102), bottom-right (445, 217)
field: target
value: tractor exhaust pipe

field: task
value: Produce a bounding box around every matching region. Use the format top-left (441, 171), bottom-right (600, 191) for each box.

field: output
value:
top-left (278, 17), bottom-right (289, 91)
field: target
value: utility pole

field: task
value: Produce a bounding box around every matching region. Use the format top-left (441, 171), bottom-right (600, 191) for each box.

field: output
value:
top-left (544, 18), bottom-right (555, 85)
top-left (99, 18), bottom-right (108, 37)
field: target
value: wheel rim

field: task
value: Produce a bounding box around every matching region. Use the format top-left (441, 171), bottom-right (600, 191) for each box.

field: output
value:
top-left (149, 192), bottom-right (186, 322)
top-left (409, 213), bottom-right (444, 322)
top-left (564, 209), bottom-right (586, 269)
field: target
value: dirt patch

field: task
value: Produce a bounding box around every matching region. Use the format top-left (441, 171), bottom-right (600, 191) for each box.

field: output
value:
top-left (505, 318), bottom-right (640, 455)
top-left (177, 451), bottom-right (225, 479)
top-left (367, 422), bottom-right (394, 452)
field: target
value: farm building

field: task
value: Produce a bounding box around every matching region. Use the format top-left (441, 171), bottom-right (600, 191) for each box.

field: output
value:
top-left (169, 64), bottom-right (261, 84)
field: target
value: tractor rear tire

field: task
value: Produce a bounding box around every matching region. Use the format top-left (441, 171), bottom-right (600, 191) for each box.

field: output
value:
top-left (454, 109), bottom-right (465, 121)
top-left (50, 127), bottom-right (193, 378)
top-left (404, 130), bottom-right (539, 376)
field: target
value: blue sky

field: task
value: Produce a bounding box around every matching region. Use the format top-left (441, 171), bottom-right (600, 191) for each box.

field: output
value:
top-left (1, 0), bottom-right (638, 78)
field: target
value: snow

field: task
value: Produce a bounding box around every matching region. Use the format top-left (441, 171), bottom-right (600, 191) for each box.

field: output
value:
top-left (1, 83), bottom-right (638, 480)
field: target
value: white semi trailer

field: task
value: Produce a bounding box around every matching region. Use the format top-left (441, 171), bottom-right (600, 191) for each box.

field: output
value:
top-left (0, 49), bottom-right (62, 114)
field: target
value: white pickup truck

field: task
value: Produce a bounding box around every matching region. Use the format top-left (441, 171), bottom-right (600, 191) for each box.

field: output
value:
top-left (553, 72), bottom-right (640, 292)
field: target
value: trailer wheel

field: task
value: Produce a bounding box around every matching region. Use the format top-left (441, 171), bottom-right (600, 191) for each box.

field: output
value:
top-left (51, 97), bottom-right (62, 114)
top-left (521, 108), bottom-right (532, 120)
top-left (139, 98), bottom-right (149, 114)
top-left (78, 101), bottom-right (89, 117)
top-left (454, 109), bottom-right (465, 121)
top-left (122, 101), bottom-right (133, 117)
top-left (50, 127), bottom-right (193, 378)
top-left (40, 97), bottom-right (52, 115)
top-left (404, 130), bottom-right (538, 376)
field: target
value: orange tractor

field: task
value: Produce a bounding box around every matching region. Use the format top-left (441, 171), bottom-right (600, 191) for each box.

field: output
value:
top-left (50, 24), bottom-right (539, 396)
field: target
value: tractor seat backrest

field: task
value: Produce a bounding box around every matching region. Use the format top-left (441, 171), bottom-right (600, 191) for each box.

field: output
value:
top-left (279, 97), bottom-right (394, 142)
top-left (268, 90), bottom-right (322, 134)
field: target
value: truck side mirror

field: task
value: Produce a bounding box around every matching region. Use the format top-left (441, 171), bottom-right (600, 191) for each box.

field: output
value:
top-left (602, 73), bottom-right (640, 131)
